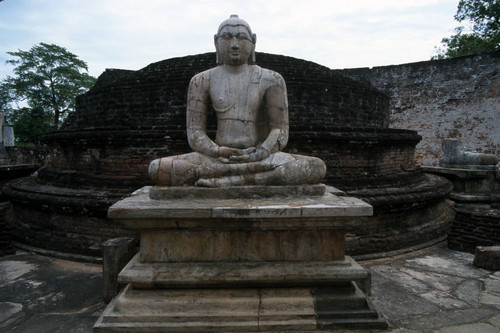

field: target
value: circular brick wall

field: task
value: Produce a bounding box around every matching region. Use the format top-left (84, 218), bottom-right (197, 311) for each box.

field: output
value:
top-left (64, 52), bottom-right (389, 130)
top-left (42, 52), bottom-right (399, 189)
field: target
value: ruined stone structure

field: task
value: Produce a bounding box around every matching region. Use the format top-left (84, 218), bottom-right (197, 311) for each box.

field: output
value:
top-left (425, 139), bottom-right (499, 253)
top-left (450, 207), bottom-right (500, 252)
top-left (338, 50), bottom-right (500, 166)
top-left (4, 52), bottom-right (453, 260)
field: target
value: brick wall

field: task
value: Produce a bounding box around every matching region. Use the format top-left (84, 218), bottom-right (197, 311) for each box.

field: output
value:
top-left (0, 202), bottom-right (13, 256)
top-left (449, 206), bottom-right (500, 253)
top-left (337, 50), bottom-right (500, 166)
top-left (42, 52), bottom-right (405, 191)
top-left (65, 52), bottom-right (389, 131)
top-left (5, 146), bottom-right (48, 166)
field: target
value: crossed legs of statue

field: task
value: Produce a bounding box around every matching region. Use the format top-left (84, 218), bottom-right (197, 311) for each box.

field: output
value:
top-left (149, 152), bottom-right (326, 187)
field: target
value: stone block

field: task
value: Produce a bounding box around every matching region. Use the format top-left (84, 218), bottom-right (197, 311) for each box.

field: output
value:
top-left (102, 237), bottom-right (137, 303)
top-left (93, 283), bottom-right (387, 332)
top-left (118, 254), bottom-right (368, 289)
top-left (474, 246), bottom-right (500, 271)
top-left (108, 187), bottom-right (373, 225)
top-left (140, 229), bottom-right (345, 262)
top-left (3, 127), bottom-right (14, 147)
top-left (149, 184), bottom-right (326, 199)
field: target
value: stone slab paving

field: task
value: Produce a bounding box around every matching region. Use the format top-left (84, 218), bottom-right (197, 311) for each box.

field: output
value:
top-left (0, 251), bottom-right (104, 333)
top-left (1, 242), bottom-right (499, 332)
top-left (361, 242), bottom-right (500, 333)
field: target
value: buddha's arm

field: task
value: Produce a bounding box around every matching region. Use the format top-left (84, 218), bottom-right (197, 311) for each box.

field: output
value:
top-left (186, 73), bottom-right (220, 157)
top-left (246, 75), bottom-right (289, 162)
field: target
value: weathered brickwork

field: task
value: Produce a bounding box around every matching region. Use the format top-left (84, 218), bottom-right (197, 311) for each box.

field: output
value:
top-left (288, 129), bottom-right (420, 186)
top-left (0, 202), bottom-right (13, 256)
top-left (338, 50), bottom-right (500, 166)
top-left (42, 53), bottom-right (400, 190)
top-left (4, 146), bottom-right (48, 166)
top-left (3, 177), bottom-right (136, 257)
top-left (449, 206), bottom-right (500, 253)
top-left (67, 53), bottom-right (389, 131)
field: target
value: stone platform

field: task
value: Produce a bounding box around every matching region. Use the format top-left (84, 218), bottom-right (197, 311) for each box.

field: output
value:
top-left (93, 186), bottom-right (387, 331)
top-left (424, 166), bottom-right (500, 204)
top-left (94, 283), bottom-right (384, 332)
top-left (424, 166), bottom-right (500, 253)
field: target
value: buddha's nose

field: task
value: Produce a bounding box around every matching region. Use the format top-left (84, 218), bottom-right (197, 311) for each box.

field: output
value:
top-left (231, 38), bottom-right (239, 49)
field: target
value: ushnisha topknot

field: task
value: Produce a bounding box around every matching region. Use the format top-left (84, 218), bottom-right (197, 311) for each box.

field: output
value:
top-left (216, 14), bottom-right (253, 38)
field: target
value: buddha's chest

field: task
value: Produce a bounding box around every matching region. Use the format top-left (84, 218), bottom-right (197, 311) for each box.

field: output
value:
top-left (209, 72), bottom-right (265, 118)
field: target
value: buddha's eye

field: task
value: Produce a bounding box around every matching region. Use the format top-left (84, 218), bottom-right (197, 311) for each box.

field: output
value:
top-left (236, 33), bottom-right (250, 40)
top-left (219, 33), bottom-right (250, 41)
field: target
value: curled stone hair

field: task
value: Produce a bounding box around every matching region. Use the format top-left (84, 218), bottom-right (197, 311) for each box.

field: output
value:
top-left (214, 14), bottom-right (257, 65)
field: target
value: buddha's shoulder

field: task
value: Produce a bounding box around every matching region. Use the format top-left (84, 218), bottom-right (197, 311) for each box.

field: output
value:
top-left (188, 69), bottom-right (213, 88)
top-left (258, 66), bottom-right (285, 86)
top-left (190, 68), bottom-right (212, 80)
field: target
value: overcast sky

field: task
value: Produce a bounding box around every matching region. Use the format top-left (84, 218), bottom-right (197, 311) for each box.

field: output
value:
top-left (1, 0), bottom-right (459, 79)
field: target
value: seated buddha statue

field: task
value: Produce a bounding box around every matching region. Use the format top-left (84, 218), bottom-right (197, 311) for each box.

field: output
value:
top-left (148, 15), bottom-right (326, 187)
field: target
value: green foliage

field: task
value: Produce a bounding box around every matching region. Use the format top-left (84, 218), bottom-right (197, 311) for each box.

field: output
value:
top-left (8, 107), bottom-right (56, 146)
top-left (1, 42), bottom-right (96, 145)
top-left (433, 0), bottom-right (500, 59)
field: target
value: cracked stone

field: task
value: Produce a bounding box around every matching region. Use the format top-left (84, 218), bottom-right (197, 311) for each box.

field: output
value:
top-left (405, 255), bottom-right (489, 279)
top-left (370, 271), bottom-right (440, 319)
top-left (370, 265), bottom-right (430, 293)
top-left (396, 308), bottom-right (497, 331)
top-left (482, 274), bottom-right (500, 295)
top-left (420, 290), bottom-right (469, 309)
top-left (453, 279), bottom-right (481, 306)
top-left (438, 322), bottom-right (500, 333)
top-left (400, 267), bottom-right (465, 292)
top-left (0, 302), bottom-right (24, 329)
top-left (480, 292), bottom-right (500, 309)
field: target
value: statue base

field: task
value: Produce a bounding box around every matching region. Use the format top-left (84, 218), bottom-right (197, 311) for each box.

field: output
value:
top-left (93, 186), bottom-right (387, 331)
top-left (424, 166), bottom-right (500, 203)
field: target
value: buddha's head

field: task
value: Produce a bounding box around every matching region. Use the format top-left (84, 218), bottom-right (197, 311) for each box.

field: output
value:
top-left (214, 15), bottom-right (256, 66)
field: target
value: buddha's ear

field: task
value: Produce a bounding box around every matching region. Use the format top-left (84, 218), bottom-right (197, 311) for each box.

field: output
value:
top-left (250, 34), bottom-right (257, 64)
top-left (214, 35), bottom-right (222, 65)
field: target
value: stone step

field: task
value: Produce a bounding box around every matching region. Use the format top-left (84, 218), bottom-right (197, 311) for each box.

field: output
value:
top-left (317, 317), bottom-right (389, 330)
top-left (119, 254), bottom-right (368, 289)
top-left (317, 309), bottom-right (380, 319)
top-left (94, 284), bottom-right (387, 332)
top-left (313, 285), bottom-right (369, 310)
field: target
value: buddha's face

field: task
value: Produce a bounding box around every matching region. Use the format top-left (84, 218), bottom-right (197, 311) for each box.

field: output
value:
top-left (216, 25), bottom-right (254, 66)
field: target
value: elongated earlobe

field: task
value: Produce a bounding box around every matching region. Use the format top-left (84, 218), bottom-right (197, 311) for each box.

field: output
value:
top-left (214, 35), bottom-right (222, 65)
top-left (250, 34), bottom-right (257, 64)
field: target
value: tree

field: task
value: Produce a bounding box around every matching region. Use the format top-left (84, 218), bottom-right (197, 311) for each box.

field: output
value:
top-left (433, 0), bottom-right (500, 59)
top-left (1, 42), bottom-right (96, 144)
top-left (7, 107), bottom-right (55, 146)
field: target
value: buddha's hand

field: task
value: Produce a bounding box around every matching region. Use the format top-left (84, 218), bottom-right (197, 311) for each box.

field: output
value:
top-left (246, 146), bottom-right (270, 162)
top-left (229, 146), bottom-right (269, 162)
top-left (218, 147), bottom-right (255, 163)
top-left (218, 146), bottom-right (241, 158)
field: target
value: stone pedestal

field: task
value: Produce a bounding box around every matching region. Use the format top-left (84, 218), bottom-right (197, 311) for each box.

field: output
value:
top-left (94, 185), bottom-right (387, 331)
top-left (424, 166), bottom-right (500, 204)
top-left (425, 166), bottom-right (500, 253)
